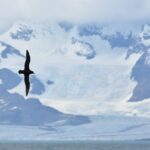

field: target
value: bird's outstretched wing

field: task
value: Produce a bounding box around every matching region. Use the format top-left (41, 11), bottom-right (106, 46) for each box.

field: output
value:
top-left (24, 50), bottom-right (30, 70)
top-left (24, 75), bottom-right (30, 96)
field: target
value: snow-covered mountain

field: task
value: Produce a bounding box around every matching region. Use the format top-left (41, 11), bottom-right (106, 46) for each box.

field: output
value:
top-left (1, 20), bottom-right (150, 118)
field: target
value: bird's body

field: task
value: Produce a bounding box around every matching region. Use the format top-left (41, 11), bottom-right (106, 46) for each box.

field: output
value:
top-left (18, 50), bottom-right (34, 96)
top-left (19, 70), bottom-right (34, 75)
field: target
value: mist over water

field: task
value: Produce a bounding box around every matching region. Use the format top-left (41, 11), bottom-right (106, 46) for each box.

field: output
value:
top-left (0, 141), bottom-right (150, 150)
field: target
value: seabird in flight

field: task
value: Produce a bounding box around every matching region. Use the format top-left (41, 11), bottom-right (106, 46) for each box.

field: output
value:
top-left (18, 50), bottom-right (34, 96)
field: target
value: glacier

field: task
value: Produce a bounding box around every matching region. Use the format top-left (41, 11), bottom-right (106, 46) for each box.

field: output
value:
top-left (0, 115), bottom-right (150, 141)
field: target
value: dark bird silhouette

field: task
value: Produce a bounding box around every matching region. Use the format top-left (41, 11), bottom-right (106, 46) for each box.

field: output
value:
top-left (18, 50), bottom-right (34, 96)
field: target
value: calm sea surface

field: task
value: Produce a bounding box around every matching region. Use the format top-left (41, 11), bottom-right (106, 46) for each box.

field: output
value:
top-left (0, 140), bottom-right (150, 150)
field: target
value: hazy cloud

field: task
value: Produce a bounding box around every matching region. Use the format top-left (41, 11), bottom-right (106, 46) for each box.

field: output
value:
top-left (0, 0), bottom-right (150, 24)
top-left (0, 0), bottom-right (150, 33)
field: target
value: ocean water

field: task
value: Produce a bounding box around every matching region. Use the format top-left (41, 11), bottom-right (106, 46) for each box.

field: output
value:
top-left (0, 141), bottom-right (150, 150)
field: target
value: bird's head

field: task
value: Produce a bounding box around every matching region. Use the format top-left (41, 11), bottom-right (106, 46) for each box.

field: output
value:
top-left (18, 70), bottom-right (24, 74)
